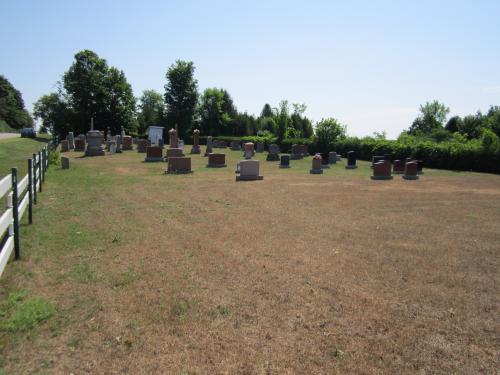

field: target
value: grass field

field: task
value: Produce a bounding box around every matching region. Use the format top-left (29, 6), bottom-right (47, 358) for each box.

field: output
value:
top-left (0, 144), bottom-right (499, 374)
top-left (0, 136), bottom-right (50, 176)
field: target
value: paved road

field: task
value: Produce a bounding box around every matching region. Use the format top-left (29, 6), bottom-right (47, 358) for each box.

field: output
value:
top-left (0, 133), bottom-right (20, 140)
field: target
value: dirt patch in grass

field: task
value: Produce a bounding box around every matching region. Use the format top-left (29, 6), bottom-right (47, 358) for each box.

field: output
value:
top-left (0, 148), bottom-right (499, 374)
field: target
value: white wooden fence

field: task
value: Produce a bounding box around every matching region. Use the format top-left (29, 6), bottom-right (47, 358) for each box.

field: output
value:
top-left (0, 143), bottom-right (51, 277)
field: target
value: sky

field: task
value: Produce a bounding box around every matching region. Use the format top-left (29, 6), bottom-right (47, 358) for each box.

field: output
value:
top-left (1, 0), bottom-right (499, 139)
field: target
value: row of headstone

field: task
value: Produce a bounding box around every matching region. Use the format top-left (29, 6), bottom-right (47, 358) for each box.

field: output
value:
top-left (371, 160), bottom-right (420, 180)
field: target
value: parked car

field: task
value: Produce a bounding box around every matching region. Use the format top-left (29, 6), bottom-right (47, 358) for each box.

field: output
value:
top-left (20, 128), bottom-right (36, 138)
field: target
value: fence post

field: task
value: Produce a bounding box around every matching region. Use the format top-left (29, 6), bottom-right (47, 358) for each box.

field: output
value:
top-left (38, 151), bottom-right (42, 192)
top-left (32, 153), bottom-right (37, 204)
top-left (11, 168), bottom-right (20, 260)
top-left (28, 158), bottom-right (33, 224)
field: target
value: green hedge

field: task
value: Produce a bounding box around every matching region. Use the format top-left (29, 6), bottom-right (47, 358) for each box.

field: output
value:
top-left (332, 138), bottom-right (500, 174)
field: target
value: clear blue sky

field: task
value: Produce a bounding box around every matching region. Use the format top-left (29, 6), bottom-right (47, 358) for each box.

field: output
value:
top-left (1, 0), bottom-right (499, 138)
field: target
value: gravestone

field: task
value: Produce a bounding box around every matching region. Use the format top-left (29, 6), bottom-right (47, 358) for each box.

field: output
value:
top-left (329, 151), bottom-right (337, 164)
top-left (236, 160), bottom-right (263, 181)
top-left (169, 128), bottom-right (178, 148)
top-left (371, 160), bottom-right (393, 180)
top-left (230, 140), bottom-right (241, 151)
top-left (243, 142), bottom-right (255, 159)
top-left (266, 144), bottom-right (280, 161)
top-left (122, 136), bottom-right (133, 150)
top-left (204, 136), bottom-right (213, 156)
top-left (166, 148), bottom-right (184, 159)
top-left (279, 155), bottom-right (290, 168)
top-left (310, 154), bottom-right (323, 174)
top-left (74, 138), bottom-right (86, 152)
top-left (166, 157), bottom-right (192, 174)
top-left (371, 155), bottom-right (385, 168)
top-left (60, 140), bottom-right (69, 152)
top-left (207, 153), bottom-right (226, 167)
top-left (121, 126), bottom-right (126, 139)
top-left (403, 161), bottom-right (419, 180)
top-left (191, 129), bottom-right (201, 154)
top-left (417, 160), bottom-right (424, 175)
top-left (148, 126), bottom-right (164, 145)
top-left (115, 135), bottom-right (122, 153)
top-left (109, 139), bottom-right (117, 154)
top-left (67, 132), bottom-right (75, 150)
top-left (61, 156), bottom-right (70, 169)
top-left (137, 139), bottom-right (148, 153)
top-left (85, 119), bottom-right (105, 156)
top-left (256, 142), bottom-right (264, 153)
top-left (178, 139), bottom-right (184, 150)
top-left (321, 153), bottom-right (330, 168)
top-left (393, 160), bottom-right (405, 174)
top-left (345, 151), bottom-right (357, 169)
top-left (145, 146), bottom-right (163, 162)
top-left (291, 144), bottom-right (308, 159)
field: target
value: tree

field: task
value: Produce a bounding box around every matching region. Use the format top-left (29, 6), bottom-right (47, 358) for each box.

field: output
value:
top-left (33, 92), bottom-right (73, 137)
top-left (164, 60), bottom-right (198, 139)
top-left (484, 106), bottom-right (500, 138)
top-left (458, 112), bottom-right (484, 139)
top-left (274, 100), bottom-right (290, 141)
top-left (0, 75), bottom-right (33, 130)
top-left (445, 116), bottom-right (461, 133)
top-left (289, 103), bottom-right (313, 138)
top-left (63, 49), bottom-right (136, 135)
top-left (198, 88), bottom-right (226, 136)
top-left (260, 103), bottom-right (273, 118)
top-left (315, 118), bottom-right (346, 148)
top-left (137, 90), bottom-right (164, 135)
top-left (408, 101), bottom-right (450, 134)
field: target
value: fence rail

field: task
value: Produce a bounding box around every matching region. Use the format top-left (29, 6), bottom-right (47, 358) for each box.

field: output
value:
top-left (0, 143), bottom-right (51, 277)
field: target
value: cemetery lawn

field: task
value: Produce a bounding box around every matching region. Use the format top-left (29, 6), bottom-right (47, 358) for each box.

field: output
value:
top-left (1, 146), bottom-right (499, 374)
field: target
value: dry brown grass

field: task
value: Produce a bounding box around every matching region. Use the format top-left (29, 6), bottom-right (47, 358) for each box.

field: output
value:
top-left (0, 148), bottom-right (499, 374)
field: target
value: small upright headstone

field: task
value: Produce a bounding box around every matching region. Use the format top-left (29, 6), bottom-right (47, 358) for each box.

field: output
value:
top-left (137, 139), bottom-right (148, 153)
top-left (371, 160), bottom-right (393, 180)
top-left (403, 161), bottom-right (419, 180)
top-left (321, 153), bottom-right (330, 169)
top-left (178, 140), bottom-right (184, 150)
top-left (204, 136), bottom-right (213, 156)
top-left (279, 155), bottom-right (290, 168)
top-left (191, 129), bottom-right (201, 154)
top-left (236, 160), bottom-right (263, 181)
top-left (371, 155), bottom-right (385, 168)
top-left (61, 156), bottom-right (70, 169)
top-left (329, 152), bottom-right (337, 165)
top-left (67, 132), bottom-right (75, 150)
top-left (256, 142), bottom-right (264, 153)
top-left (166, 157), bottom-right (192, 174)
top-left (60, 140), bottom-right (69, 152)
top-left (115, 135), bottom-right (122, 153)
top-left (310, 154), bottom-right (323, 174)
top-left (266, 144), bottom-right (280, 161)
top-left (145, 146), bottom-right (163, 162)
top-left (74, 138), bottom-right (86, 152)
top-left (393, 160), bottom-right (405, 174)
top-left (122, 136), bottom-right (133, 150)
top-left (345, 151), bottom-right (357, 169)
top-left (207, 153), bottom-right (226, 168)
top-left (109, 139), bottom-right (117, 154)
top-left (230, 140), bottom-right (241, 151)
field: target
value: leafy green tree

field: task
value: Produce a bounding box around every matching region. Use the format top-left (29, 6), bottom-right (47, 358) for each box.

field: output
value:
top-left (33, 92), bottom-right (73, 136)
top-left (0, 75), bottom-right (33, 130)
top-left (445, 115), bottom-right (461, 133)
top-left (63, 50), bottom-right (136, 135)
top-left (484, 106), bottom-right (500, 137)
top-left (458, 112), bottom-right (484, 139)
top-left (258, 116), bottom-right (277, 134)
top-left (260, 103), bottom-right (273, 118)
top-left (137, 90), bottom-right (164, 135)
top-left (164, 60), bottom-right (198, 139)
top-left (290, 103), bottom-right (313, 138)
top-left (315, 118), bottom-right (347, 148)
top-left (408, 100), bottom-right (450, 134)
top-left (274, 100), bottom-right (290, 141)
top-left (198, 88), bottom-right (226, 136)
